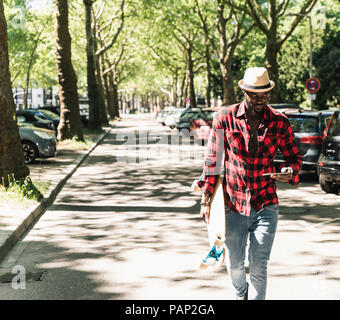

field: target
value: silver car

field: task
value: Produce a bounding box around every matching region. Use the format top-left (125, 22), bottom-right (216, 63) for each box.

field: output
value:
top-left (18, 123), bottom-right (57, 164)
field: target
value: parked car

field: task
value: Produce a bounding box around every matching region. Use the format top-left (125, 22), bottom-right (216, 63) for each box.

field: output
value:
top-left (39, 104), bottom-right (89, 127)
top-left (79, 102), bottom-right (89, 127)
top-left (36, 108), bottom-right (60, 129)
top-left (191, 108), bottom-right (219, 142)
top-left (196, 97), bottom-right (206, 108)
top-left (18, 123), bottom-right (57, 164)
top-left (16, 109), bottom-right (56, 133)
top-left (38, 105), bottom-right (60, 116)
top-left (274, 110), bottom-right (334, 171)
top-left (270, 103), bottom-right (299, 109)
top-left (176, 108), bottom-right (202, 132)
top-left (269, 103), bottom-right (304, 114)
top-left (156, 110), bottom-right (167, 125)
top-left (318, 109), bottom-right (340, 194)
top-left (156, 106), bottom-right (177, 125)
top-left (164, 108), bottom-right (186, 129)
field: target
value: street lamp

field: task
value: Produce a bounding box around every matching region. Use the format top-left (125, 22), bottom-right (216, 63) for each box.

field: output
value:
top-left (287, 13), bottom-right (314, 108)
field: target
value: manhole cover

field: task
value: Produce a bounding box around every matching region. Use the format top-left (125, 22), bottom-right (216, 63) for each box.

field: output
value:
top-left (0, 271), bottom-right (45, 283)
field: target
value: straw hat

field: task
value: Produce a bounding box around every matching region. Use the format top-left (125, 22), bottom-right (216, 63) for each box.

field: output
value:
top-left (238, 67), bottom-right (275, 92)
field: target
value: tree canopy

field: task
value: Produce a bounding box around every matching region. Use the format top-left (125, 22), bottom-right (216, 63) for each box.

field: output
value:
top-left (3, 0), bottom-right (340, 110)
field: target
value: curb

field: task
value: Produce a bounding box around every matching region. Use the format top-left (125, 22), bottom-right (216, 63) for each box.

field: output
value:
top-left (0, 126), bottom-right (113, 263)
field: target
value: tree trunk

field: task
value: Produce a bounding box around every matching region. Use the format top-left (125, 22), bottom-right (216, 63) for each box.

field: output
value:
top-left (93, 36), bottom-right (108, 125)
top-left (172, 69), bottom-right (178, 107)
top-left (205, 44), bottom-right (212, 108)
top-left (186, 45), bottom-right (196, 109)
top-left (112, 83), bottom-right (120, 118)
top-left (0, 1), bottom-right (30, 186)
top-left (56, 0), bottom-right (84, 141)
top-left (265, 41), bottom-right (281, 103)
top-left (103, 73), bottom-right (114, 119)
top-left (179, 72), bottom-right (186, 107)
top-left (84, 0), bottom-right (101, 130)
top-left (24, 28), bottom-right (44, 110)
top-left (220, 56), bottom-right (235, 106)
top-left (23, 72), bottom-right (30, 109)
top-left (183, 73), bottom-right (189, 107)
top-left (109, 73), bottom-right (120, 118)
top-left (101, 56), bottom-right (114, 119)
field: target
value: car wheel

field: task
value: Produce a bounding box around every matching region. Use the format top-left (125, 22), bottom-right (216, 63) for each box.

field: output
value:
top-left (22, 141), bottom-right (38, 164)
top-left (319, 176), bottom-right (339, 194)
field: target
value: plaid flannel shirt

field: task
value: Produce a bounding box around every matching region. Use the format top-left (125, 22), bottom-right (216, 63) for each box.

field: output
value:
top-left (198, 102), bottom-right (302, 216)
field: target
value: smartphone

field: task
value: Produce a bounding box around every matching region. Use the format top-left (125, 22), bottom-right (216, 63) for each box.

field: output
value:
top-left (262, 172), bottom-right (291, 176)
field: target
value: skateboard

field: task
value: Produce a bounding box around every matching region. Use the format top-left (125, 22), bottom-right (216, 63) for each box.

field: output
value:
top-left (191, 176), bottom-right (226, 269)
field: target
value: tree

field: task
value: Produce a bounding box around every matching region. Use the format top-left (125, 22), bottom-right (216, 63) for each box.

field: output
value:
top-left (144, 0), bottom-right (208, 108)
top-left (166, 2), bottom-right (206, 109)
top-left (314, 22), bottom-right (340, 108)
top-left (0, 0), bottom-right (29, 186)
top-left (196, 0), bottom-right (254, 105)
top-left (4, 0), bottom-right (338, 115)
top-left (273, 0), bottom-right (339, 108)
top-left (84, 0), bottom-right (101, 130)
top-left (5, 1), bottom-right (56, 105)
top-left (23, 26), bottom-right (44, 109)
top-left (137, 0), bottom-right (188, 107)
top-left (93, 0), bottom-right (126, 122)
top-left (242, 0), bottom-right (318, 102)
top-left (56, 0), bottom-right (84, 141)
top-left (102, 45), bottom-right (125, 119)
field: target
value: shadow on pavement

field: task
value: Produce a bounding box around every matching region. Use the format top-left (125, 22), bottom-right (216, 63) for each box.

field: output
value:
top-left (2, 118), bottom-right (339, 299)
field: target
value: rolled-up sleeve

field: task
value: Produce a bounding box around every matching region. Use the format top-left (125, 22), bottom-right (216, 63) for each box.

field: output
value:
top-left (197, 112), bottom-right (226, 195)
top-left (278, 118), bottom-right (302, 186)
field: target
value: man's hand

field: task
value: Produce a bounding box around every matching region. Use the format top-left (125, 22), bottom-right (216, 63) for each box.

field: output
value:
top-left (271, 167), bottom-right (293, 183)
top-left (191, 179), bottom-right (201, 192)
top-left (200, 204), bottom-right (211, 224)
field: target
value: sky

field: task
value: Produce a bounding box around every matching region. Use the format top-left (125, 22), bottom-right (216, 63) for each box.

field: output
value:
top-left (26, 0), bottom-right (52, 11)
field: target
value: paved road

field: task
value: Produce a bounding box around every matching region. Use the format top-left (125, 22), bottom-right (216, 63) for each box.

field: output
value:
top-left (0, 113), bottom-right (339, 300)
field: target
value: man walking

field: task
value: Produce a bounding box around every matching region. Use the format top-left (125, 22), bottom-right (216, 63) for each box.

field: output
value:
top-left (197, 67), bottom-right (302, 300)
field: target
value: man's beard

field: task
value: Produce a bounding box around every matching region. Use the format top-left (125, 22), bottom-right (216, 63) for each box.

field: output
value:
top-left (246, 100), bottom-right (265, 114)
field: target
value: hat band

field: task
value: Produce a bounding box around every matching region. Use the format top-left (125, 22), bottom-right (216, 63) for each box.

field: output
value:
top-left (243, 82), bottom-right (271, 90)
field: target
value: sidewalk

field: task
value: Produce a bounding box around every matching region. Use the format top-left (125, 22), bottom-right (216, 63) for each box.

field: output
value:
top-left (0, 125), bottom-right (113, 263)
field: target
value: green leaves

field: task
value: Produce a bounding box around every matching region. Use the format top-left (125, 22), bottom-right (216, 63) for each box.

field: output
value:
top-left (3, 0), bottom-right (339, 109)
top-left (5, 1), bottom-right (55, 89)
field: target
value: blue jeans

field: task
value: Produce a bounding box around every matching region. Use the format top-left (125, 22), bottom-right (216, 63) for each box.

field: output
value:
top-left (224, 204), bottom-right (279, 300)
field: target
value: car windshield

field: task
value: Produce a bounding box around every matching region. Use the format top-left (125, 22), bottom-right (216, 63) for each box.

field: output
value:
top-left (33, 112), bottom-right (49, 121)
top-left (181, 112), bottom-right (200, 120)
top-left (38, 109), bottom-right (60, 120)
top-left (288, 116), bottom-right (318, 133)
top-left (79, 104), bottom-right (89, 111)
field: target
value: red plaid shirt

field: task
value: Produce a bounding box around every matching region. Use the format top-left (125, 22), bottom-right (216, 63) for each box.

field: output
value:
top-left (198, 102), bottom-right (302, 216)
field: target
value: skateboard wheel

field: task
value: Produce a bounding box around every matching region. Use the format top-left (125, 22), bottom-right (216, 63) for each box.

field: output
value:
top-left (199, 262), bottom-right (209, 270)
top-left (214, 233), bottom-right (225, 246)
